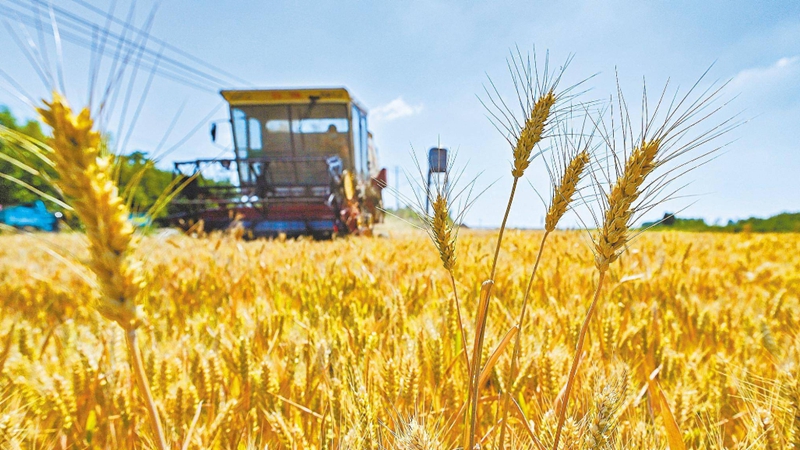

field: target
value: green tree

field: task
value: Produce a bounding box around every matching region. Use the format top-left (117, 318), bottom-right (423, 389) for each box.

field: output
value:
top-left (0, 106), bottom-right (59, 206)
top-left (2, 105), bottom-right (232, 221)
top-left (116, 150), bottom-right (177, 217)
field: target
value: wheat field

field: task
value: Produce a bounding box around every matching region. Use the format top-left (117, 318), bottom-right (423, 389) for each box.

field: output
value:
top-left (1, 229), bottom-right (798, 449)
top-left (0, 25), bottom-right (795, 447)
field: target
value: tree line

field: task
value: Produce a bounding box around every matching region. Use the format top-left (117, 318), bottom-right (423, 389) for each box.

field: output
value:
top-left (643, 212), bottom-right (800, 233)
top-left (0, 106), bottom-right (214, 219)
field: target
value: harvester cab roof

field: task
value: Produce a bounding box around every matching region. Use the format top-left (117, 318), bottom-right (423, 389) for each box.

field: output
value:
top-left (169, 87), bottom-right (386, 238)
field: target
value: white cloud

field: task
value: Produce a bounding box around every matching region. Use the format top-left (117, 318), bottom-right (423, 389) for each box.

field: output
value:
top-left (370, 97), bottom-right (423, 122)
top-left (730, 56), bottom-right (800, 90)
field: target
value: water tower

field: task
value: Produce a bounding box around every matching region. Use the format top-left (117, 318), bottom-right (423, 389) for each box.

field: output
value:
top-left (425, 147), bottom-right (449, 214)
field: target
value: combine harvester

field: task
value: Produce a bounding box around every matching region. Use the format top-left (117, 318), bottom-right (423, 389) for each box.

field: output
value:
top-left (168, 88), bottom-right (387, 239)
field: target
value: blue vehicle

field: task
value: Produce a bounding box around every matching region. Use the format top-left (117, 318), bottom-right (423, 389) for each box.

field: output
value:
top-left (130, 213), bottom-right (152, 228)
top-left (0, 200), bottom-right (60, 232)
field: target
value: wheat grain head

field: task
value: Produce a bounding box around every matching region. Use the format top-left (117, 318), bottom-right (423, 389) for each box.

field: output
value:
top-left (37, 93), bottom-right (142, 330)
top-left (545, 149), bottom-right (590, 233)
top-left (588, 71), bottom-right (736, 272)
top-left (482, 49), bottom-right (584, 180)
top-left (594, 139), bottom-right (660, 271)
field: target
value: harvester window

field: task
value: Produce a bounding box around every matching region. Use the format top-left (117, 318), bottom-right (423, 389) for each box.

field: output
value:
top-left (230, 102), bottom-right (351, 185)
top-left (248, 117), bottom-right (262, 151)
top-left (293, 118), bottom-right (349, 134)
top-left (360, 114), bottom-right (369, 175)
top-left (233, 108), bottom-right (248, 159)
top-left (289, 104), bottom-right (350, 167)
top-left (233, 105), bottom-right (292, 156)
top-left (351, 105), bottom-right (369, 177)
top-left (265, 119), bottom-right (290, 133)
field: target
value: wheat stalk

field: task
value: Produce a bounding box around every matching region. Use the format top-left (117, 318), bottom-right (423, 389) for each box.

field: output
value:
top-left (551, 71), bottom-right (731, 449)
top-left (466, 50), bottom-right (570, 450)
top-left (497, 147), bottom-right (590, 447)
top-left (788, 376), bottom-right (800, 450)
top-left (551, 140), bottom-right (659, 450)
top-left (37, 94), bottom-right (167, 450)
top-left (408, 151), bottom-right (475, 379)
top-left (430, 193), bottom-right (472, 377)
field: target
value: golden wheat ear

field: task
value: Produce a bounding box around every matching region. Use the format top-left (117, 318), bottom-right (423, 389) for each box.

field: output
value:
top-left (552, 72), bottom-right (735, 450)
top-left (481, 47), bottom-right (597, 180)
top-left (582, 369), bottom-right (627, 449)
top-left (37, 94), bottom-right (167, 450)
top-left (545, 150), bottom-right (590, 231)
top-left (593, 138), bottom-right (661, 270)
top-left (402, 148), bottom-right (486, 387)
top-left (587, 71), bottom-right (737, 269)
top-left (482, 53), bottom-right (557, 179)
top-left (497, 123), bottom-right (594, 448)
top-left (404, 148), bottom-right (483, 271)
top-left (386, 410), bottom-right (445, 450)
top-left (37, 94), bottom-right (142, 329)
top-left (464, 49), bottom-right (592, 450)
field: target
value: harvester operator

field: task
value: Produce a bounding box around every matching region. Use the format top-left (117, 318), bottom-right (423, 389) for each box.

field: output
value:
top-left (322, 124), bottom-right (349, 164)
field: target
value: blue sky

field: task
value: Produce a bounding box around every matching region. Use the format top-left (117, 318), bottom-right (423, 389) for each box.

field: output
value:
top-left (1, 0), bottom-right (798, 228)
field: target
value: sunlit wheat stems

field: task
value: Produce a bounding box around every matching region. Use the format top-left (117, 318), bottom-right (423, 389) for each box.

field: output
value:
top-left (789, 377), bottom-right (800, 450)
top-left (468, 89), bottom-right (556, 448)
top-left (126, 330), bottom-right (165, 447)
top-left (496, 231), bottom-right (548, 448)
top-left (552, 140), bottom-right (659, 450)
top-left (497, 146), bottom-right (589, 448)
top-left (430, 192), bottom-right (471, 373)
top-left (449, 272), bottom-right (471, 375)
top-left (37, 93), bottom-right (168, 450)
top-left (464, 177), bottom-right (513, 450)
top-left (550, 271), bottom-right (607, 449)
top-left (466, 88), bottom-right (556, 450)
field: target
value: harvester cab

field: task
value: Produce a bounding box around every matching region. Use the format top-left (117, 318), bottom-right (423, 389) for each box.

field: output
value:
top-left (171, 88), bottom-right (386, 238)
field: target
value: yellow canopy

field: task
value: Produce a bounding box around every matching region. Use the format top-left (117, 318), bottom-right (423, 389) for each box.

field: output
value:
top-left (220, 88), bottom-right (351, 106)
